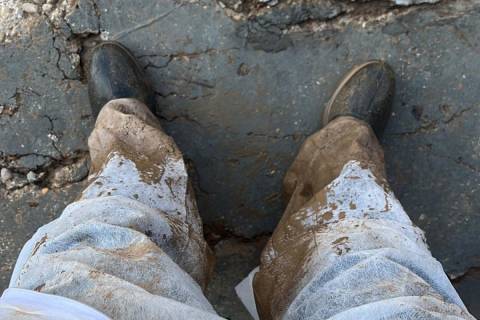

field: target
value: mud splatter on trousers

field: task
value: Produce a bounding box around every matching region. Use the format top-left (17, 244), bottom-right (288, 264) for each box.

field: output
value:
top-left (0, 100), bottom-right (474, 319)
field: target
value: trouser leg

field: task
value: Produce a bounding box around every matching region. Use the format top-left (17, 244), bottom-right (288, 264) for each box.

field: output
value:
top-left (253, 116), bottom-right (474, 320)
top-left (9, 99), bottom-right (221, 320)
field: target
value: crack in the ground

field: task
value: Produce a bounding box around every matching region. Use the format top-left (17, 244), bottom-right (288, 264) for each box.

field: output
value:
top-left (451, 266), bottom-right (480, 281)
top-left (158, 113), bottom-right (203, 126)
top-left (111, 3), bottom-right (185, 41)
top-left (53, 38), bottom-right (70, 80)
top-left (224, 0), bottom-right (450, 18)
top-left (246, 131), bottom-right (307, 140)
top-left (387, 105), bottom-right (474, 137)
top-left (443, 106), bottom-right (474, 124)
top-left (387, 120), bottom-right (439, 137)
top-left (142, 56), bottom-right (173, 70)
top-left (430, 152), bottom-right (480, 175)
top-left (0, 151), bottom-right (90, 196)
top-left (239, 0), bottom-right (467, 52)
top-left (139, 47), bottom-right (241, 70)
top-left (155, 89), bottom-right (214, 101)
top-left (0, 90), bottom-right (21, 118)
top-left (43, 114), bottom-right (64, 158)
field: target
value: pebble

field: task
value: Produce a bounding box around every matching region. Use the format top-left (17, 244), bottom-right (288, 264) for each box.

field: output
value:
top-left (257, 0), bottom-right (278, 5)
top-left (22, 3), bottom-right (38, 14)
top-left (26, 171), bottom-right (39, 183)
top-left (5, 175), bottom-right (28, 190)
top-left (42, 3), bottom-right (53, 12)
top-left (1, 168), bottom-right (13, 184)
top-left (32, 0), bottom-right (45, 4)
top-left (51, 157), bottom-right (89, 188)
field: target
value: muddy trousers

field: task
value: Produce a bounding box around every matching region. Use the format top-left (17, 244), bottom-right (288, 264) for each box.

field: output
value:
top-left (0, 99), bottom-right (474, 320)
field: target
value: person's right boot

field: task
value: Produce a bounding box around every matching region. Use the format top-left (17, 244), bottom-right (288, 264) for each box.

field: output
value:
top-left (321, 60), bottom-right (395, 136)
top-left (87, 41), bottom-right (156, 117)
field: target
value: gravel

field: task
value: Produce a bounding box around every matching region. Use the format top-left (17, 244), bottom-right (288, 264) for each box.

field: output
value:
top-left (22, 3), bottom-right (38, 14)
top-left (42, 4), bottom-right (53, 13)
top-left (26, 171), bottom-right (39, 183)
top-left (1, 168), bottom-right (13, 184)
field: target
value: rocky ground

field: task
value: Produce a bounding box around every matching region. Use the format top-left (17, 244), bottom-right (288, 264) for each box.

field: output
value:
top-left (1, 0), bottom-right (480, 318)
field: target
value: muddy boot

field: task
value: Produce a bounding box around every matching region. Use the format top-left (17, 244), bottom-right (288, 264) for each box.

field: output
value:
top-left (87, 41), bottom-right (156, 117)
top-left (321, 60), bottom-right (395, 135)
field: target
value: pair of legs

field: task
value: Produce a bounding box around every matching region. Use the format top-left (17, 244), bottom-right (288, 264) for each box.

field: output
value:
top-left (0, 43), bottom-right (475, 319)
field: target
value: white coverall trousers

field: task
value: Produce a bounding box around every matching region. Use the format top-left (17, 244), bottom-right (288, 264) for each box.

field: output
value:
top-left (0, 99), bottom-right (475, 320)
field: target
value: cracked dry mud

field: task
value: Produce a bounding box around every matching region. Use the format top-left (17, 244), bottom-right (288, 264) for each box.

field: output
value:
top-left (1, 0), bottom-right (480, 318)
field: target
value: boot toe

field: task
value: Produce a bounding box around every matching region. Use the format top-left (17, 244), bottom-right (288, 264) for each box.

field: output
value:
top-left (322, 60), bottom-right (395, 136)
top-left (87, 42), bottom-right (155, 117)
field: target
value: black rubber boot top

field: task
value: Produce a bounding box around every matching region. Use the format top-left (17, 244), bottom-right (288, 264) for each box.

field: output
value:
top-left (87, 41), bottom-right (156, 117)
top-left (322, 60), bottom-right (395, 136)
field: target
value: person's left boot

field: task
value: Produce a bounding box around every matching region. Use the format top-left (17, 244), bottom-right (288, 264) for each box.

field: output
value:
top-left (87, 41), bottom-right (156, 117)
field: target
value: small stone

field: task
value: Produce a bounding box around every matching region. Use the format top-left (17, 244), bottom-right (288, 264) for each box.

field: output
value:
top-left (5, 175), bottom-right (28, 190)
top-left (257, 0), bottom-right (278, 5)
top-left (237, 63), bottom-right (250, 76)
top-left (41, 187), bottom-right (49, 195)
top-left (1, 168), bottom-right (13, 184)
top-left (14, 154), bottom-right (51, 171)
top-left (51, 157), bottom-right (89, 188)
top-left (42, 4), bottom-right (53, 12)
top-left (27, 171), bottom-right (44, 183)
top-left (46, 0), bottom-right (57, 3)
top-left (33, 0), bottom-right (45, 4)
top-left (47, 133), bottom-right (59, 142)
top-left (22, 3), bottom-right (38, 14)
top-left (26, 171), bottom-right (39, 183)
top-left (0, 33), bottom-right (5, 43)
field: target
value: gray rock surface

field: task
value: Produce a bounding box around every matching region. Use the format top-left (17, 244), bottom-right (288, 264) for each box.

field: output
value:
top-left (206, 238), bottom-right (268, 319)
top-left (0, 0), bottom-right (479, 318)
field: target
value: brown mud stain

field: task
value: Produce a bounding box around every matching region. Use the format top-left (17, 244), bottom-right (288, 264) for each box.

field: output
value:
top-left (329, 202), bottom-right (338, 210)
top-left (34, 283), bottom-right (45, 292)
top-left (31, 234), bottom-right (48, 256)
top-left (332, 236), bottom-right (349, 245)
top-left (322, 211), bottom-right (333, 221)
top-left (349, 201), bottom-right (357, 210)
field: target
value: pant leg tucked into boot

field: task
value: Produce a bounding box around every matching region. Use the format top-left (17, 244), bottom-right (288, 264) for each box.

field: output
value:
top-left (253, 117), bottom-right (475, 320)
top-left (5, 99), bottom-right (221, 320)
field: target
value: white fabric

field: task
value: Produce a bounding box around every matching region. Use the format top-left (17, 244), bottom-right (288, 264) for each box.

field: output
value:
top-left (5, 153), bottom-right (219, 320)
top-left (3, 152), bottom-right (474, 319)
top-left (0, 288), bottom-right (110, 319)
top-left (237, 161), bottom-right (474, 320)
top-left (235, 267), bottom-right (260, 320)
